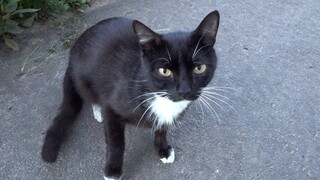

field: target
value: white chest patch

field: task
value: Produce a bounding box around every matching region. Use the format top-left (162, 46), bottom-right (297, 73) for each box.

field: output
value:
top-left (149, 96), bottom-right (191, 127)
top-left (92, 104), bottom-right (103, 123)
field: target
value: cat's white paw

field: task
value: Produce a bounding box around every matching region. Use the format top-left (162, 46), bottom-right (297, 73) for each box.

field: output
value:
top-left (104, 176), bottom-right (122, 180)
top-left (92, 104), bottom-right (103, 123)
top-left (160, 148), bottom-right (175, 164)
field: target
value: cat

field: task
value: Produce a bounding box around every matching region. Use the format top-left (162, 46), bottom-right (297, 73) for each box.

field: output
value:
top-left (41, 10), bottom-right (220, 179)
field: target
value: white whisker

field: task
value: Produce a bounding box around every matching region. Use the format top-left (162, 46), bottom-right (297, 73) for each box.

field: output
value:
top-left (192, 44), bottom-right (211, 60)
top-left (198, 96), bottom-right (220, 122)
top-left (192, 34), bottom-right (205, 59)
top-left (153, 57), bottom-right (170, 64)
top-left (202, 93), bottom-right (238, 113)
top-left (206, 88), bottom-right (234, 93)
top-left (150, 116), bottom-right (157, 132)
top-left (202, 91), bottom-right (236, 104)
top-left (166, 44), bottom-right (172, 62)
top-left (204, 86), bottom-right (240, 92)
top-left (132, 80), bottom-right (147, 83)
top-left (133, 95), bottom-right (158, 112)
top-left (130, 92), bottom-right (168, 129)
top-left (201, 94), bottom-right (227, 112)
top-left (136, 105), bottom-right (153, 129)
top-left (129, 91), bottom-right (166, 103)
top-left (195, 100), bottom-right (205, 124)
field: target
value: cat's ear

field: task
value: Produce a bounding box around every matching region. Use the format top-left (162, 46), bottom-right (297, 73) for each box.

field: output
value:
top-left (193, 10), bottom-right (220, 45)
top-left (132, 20), bottom-right (161, 50)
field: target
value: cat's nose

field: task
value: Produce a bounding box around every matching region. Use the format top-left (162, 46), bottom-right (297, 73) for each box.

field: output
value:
top-left (177, 83), bottom-right (192, 99)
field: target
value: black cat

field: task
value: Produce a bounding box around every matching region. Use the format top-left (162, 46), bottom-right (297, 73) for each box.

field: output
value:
top-left (41, 10), bottom-right (220, 179)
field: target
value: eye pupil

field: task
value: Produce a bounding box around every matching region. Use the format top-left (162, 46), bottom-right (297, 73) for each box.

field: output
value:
top-left (193, 64), bottom-right (206, 74)
top-left (163, 69), bottom-right (167, 73)
top-left (158, 68), bottom-right (172, 77)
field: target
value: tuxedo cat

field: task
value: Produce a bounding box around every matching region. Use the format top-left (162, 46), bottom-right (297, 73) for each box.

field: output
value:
top-left (41, 10), bottom-right (220, 179)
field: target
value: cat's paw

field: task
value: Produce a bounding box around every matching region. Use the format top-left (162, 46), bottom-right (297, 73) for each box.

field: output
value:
top-left (104, 176), bottom-right (122, 180)
top-left (92, 104), bottom-right (103, 123)
top-left (41, 131), bottom-right (61, 163)
top-left (41, 146), bottom-right (59, 163)
top-left (160, 148), bottom-right (175, 164)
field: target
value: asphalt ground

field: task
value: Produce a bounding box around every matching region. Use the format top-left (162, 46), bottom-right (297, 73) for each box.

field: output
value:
top-left (1, 0), bottom-right (319, 179)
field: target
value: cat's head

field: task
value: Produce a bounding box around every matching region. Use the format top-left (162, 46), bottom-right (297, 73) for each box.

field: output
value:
top-left (133, 11), bottom-right (219, 102)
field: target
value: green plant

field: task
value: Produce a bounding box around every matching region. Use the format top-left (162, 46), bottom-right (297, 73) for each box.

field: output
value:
top-left (20, 0), bottom-right (69, 15)
top-left (20, 0), bottom-right (87, 15)
top-left (1, 0), bottom-right (39, 50)
top-left (67, 0), bottom-right (87, 12)
top-left (1, 0), bottom-right (87, 51)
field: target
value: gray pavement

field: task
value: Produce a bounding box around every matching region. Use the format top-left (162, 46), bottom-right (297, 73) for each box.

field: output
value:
top-left (1, 0), bottom-right (320, 179)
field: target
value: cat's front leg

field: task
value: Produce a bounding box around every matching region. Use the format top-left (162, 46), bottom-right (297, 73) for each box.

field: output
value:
top-left (154, 129), bottom-right (175, 163)
top-left (103, 108), bottom-right (125, 180)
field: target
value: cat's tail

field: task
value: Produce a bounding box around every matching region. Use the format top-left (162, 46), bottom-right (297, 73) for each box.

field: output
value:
top-left (41, 67), bottom-right (83, 163)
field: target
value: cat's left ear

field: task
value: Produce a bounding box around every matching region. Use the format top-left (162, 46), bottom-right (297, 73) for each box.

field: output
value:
top-left (132, 20), bottom-right (161, 50)
top-left (193, 10), bottom-right (220, 45)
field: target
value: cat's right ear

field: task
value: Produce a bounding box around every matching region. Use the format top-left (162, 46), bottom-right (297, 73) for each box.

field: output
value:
top-left (132, 20), bottom-right (161, 50)
top-left (193, 10), bottom-right (220, 45)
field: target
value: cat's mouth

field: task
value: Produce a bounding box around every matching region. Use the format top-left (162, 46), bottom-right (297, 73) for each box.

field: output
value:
top-left (169, 93), bottom-right (200, 102)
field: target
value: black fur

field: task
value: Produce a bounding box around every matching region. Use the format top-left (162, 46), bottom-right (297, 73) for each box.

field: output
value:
top-left (42, 11), bottom-right (220, 178)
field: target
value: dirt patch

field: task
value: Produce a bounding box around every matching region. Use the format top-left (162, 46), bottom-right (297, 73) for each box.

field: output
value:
top-left (87, 0), bottom-right (116, 10)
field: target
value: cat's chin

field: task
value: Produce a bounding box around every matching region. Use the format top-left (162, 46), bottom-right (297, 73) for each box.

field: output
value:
top-left (149, 96), bottom-right (191, 128)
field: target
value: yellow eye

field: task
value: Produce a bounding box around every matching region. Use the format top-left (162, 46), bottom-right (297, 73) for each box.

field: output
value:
top-left (193, 64), bottom-right (207, 74)
top-left (158, 68), bottom-right (172, 77)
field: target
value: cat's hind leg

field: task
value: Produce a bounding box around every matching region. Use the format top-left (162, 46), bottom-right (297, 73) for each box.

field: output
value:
top-left (41, 67), bottom-right (83, 163)
top-left (154, 129), bottom-right (175, 163)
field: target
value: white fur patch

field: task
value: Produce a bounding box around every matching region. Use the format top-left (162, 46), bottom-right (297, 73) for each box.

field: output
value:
top-left (160, 148), bottom-right (175, 164)
top-left (104, 176), bottom-right (121, 180)
top-left (150, 96), bottom-right (190, 127)
top-left (92, 104), bottom-right (103, 123)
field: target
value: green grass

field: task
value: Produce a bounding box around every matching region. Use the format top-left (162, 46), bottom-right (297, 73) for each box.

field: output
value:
top-left (1, 0), bottom-right (88, 50)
